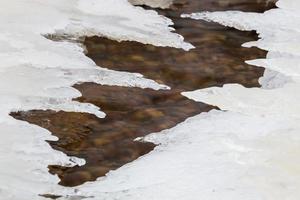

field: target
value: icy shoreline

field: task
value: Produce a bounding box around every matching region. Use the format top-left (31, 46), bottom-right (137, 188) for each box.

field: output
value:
top-left (0, 0), bottom-right (190, 199)
top-left (1, 0), bottom-right (299, 199)
top-left (76, 0), bottom-right (300, 199)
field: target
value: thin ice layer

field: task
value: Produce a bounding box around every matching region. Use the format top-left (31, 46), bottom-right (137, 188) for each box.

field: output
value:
top-left (180, 0), bottom-right (300, 199)
top-left (0, 0), bottom-right (191, 199)
top-left (51, 0), bottom-right (300, 199)
top-left (73, 111), bottom-right (300, 200)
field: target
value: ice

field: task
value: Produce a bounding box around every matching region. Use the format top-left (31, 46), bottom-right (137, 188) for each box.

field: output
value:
top-left (53, 0), bottom-right (300, 199)
top-left (2, 0), bottom-right (299, 199)
top-left (75, 111), bottom-right (300, 200)
top-left (179, 0), bottom-right (300, 199)
top-left (0, 0), bottom-right (191, 199)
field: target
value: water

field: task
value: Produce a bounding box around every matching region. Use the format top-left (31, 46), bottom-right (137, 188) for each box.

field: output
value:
top-left (12, 0), bottom-right (276, 187)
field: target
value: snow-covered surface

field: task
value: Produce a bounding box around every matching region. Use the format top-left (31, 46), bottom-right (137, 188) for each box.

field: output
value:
top-left (76, 112), bottom-right (300, 200)
top-left (69, 0), bottom-right (300, 199)
top-left (1, 0), bottom-right (299, 199)
top-left (0, 0), bottom-right (191, 199)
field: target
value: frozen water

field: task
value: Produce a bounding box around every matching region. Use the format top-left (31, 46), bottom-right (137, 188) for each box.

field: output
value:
top-left (0, 0), bottom-right (191, 199)
top-left (1, 0), bottom-right (299, 199)
top-left (53, 0), bottom-right (300, 199)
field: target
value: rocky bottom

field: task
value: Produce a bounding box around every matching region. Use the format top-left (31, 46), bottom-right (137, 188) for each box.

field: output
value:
top-left (11, 0), bottom-right (276, 187)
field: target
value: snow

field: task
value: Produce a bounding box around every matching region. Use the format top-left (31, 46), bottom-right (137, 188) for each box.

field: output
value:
top-left (0, 0), bottom-right (191, 199)
top-left (57, 0), bottom-right (300, 199)
top-left (1, 0), bottom-right (299, 199)
top-left (76, 111), bottom-right (300, 200)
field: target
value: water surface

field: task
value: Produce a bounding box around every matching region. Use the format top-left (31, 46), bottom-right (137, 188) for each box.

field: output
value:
top-left (12, 0), bottom-right (276, 187)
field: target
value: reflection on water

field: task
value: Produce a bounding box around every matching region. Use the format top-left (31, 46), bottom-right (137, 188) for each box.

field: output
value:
top-left (11, 0), bottom-right (276, 187)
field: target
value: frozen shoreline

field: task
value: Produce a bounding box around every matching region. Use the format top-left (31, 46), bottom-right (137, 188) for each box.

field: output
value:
top-left (1, 0), bottom-right (299, 199)
top-left (76, 0), bottom-right (300, 199)
top-left (0, 0), bottom-right (189, 199)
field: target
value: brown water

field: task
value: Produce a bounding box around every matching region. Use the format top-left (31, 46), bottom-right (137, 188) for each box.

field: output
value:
top-left (12, 0), bottom-right (276, 187)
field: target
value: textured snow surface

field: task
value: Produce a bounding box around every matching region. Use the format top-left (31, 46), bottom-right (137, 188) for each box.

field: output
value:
top-left (2, 0), bottom-right (299, 199)
top-left (76, 112), bottom-right (300, 200)
top-left (61, 0), bottom-right (300, 199)
top-left (41, 0), bottom-right (300, 199)
top-left (0, 0), bottom-right (191, 199)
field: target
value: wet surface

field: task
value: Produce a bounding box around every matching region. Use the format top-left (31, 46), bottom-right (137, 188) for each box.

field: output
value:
top-left (13, 87), bottom-right (212, 186)
top-left (12, 0), bottom-right (276, 187)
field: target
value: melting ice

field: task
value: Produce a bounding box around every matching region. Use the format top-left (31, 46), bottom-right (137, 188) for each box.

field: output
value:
top-left (1, 0), bottom-right (299, 199)
top-left (0, 0), bottom-right (190, 199)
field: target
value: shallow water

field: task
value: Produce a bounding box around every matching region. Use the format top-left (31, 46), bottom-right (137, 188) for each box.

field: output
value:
top-left (12, 0), bottom-right (276, 187)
